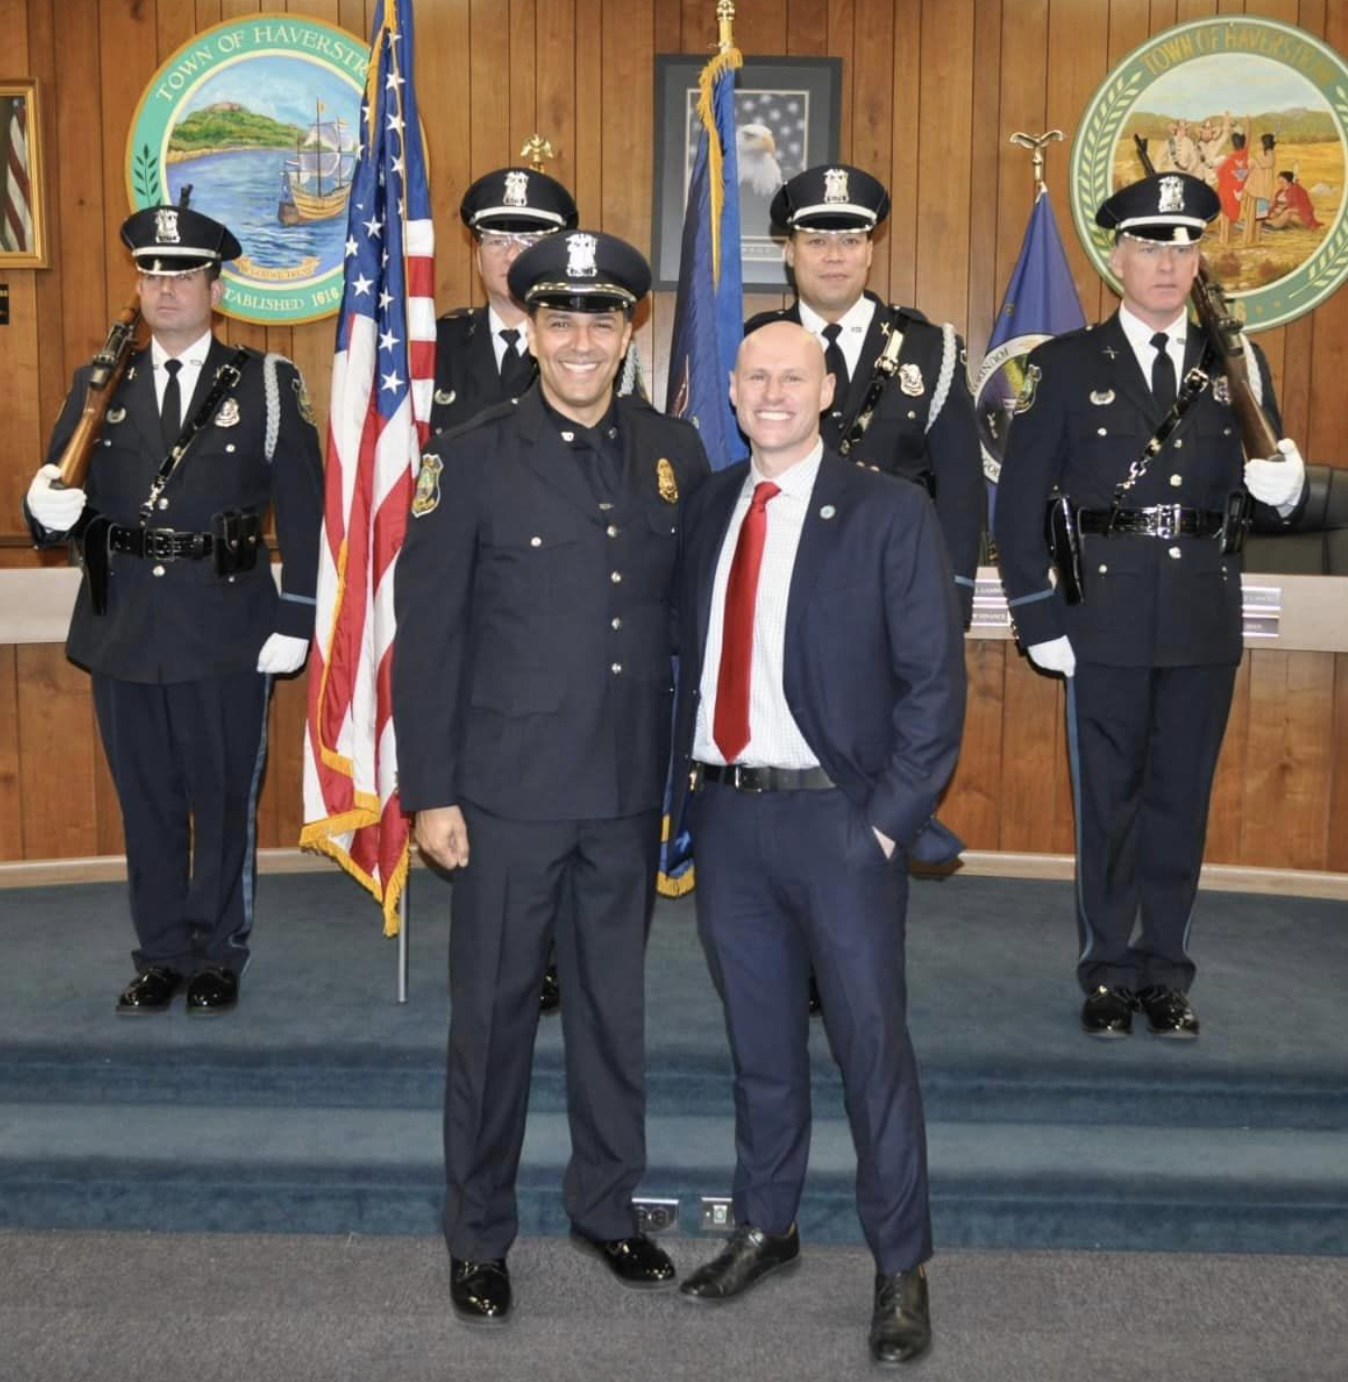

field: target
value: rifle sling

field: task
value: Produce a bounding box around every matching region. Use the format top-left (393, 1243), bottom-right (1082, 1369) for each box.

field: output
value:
top-left (838, 307), bottom-right (907, 457)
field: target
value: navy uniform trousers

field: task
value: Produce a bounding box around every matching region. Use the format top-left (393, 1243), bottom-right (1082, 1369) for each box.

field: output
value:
top-left (690, 784), bottom-right (931, 1275)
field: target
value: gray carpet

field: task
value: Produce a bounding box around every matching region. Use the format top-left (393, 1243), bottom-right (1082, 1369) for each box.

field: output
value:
top-left (3, 1230), bottom-right (1345, 1381)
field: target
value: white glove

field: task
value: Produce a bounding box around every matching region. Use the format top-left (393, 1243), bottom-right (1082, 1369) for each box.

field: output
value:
top-left (1244, 438), bottom-right (1306, 512)
top-left (1027, 635), bottom-right (1076, 678)
top-left (26, 463), bottom-right (87, 533)
top-left (256, 633), bottom-right (309, 675)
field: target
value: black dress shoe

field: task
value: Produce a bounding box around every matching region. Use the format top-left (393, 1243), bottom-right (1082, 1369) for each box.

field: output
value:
top-left (185, 965), bottom-right (239, 1016)
top-left (1080, 985), bottom-right (1136, 1038)
top-left (679, 1224), bottom-right (800, 1302)
top-left (450, 1257), bottom-right (511, 1323)
top-left (116, 966), bottom-right (184, 1015)
top-left (540, 963), bottom-right (561, 1015)
top-left (808, 973), bottom-right (823, 1017)
top-left (869, 1267), bottom-right (932, 1365)
top-left (1137, 985), bottom-right (1200, 1038)
top-left (570, 1230), bottom-right (676, 1288)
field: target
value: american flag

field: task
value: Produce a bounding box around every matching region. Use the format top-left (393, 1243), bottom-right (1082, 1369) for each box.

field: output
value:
top-left (301, 0), bottom-right (435, 935)
top-left (2, 96), bottom-right (33, 253)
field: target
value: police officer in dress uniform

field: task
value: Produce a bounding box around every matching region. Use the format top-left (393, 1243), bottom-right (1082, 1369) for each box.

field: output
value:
top-left (24, 202), bottom-right (324, 1016)
top-left (392, 230), bottom-right (710, 1325)
top-left (432, 166), bottom-right (578, 1014)
top-left (994, 173), bottom-right (1307, 1040)
top-left (745, 164), bottom-right (984, 627)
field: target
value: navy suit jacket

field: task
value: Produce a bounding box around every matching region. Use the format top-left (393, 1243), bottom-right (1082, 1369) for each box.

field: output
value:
top-left (669, 449), bottom-right (966, 859)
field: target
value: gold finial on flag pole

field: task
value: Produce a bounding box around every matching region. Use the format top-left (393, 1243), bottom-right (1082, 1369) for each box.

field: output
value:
top-left (716, 1), bottom-right (736, 53)
top-left (520, 134), bottom-right (556, 173)
top-left (1009, 130), bottom-right (1065, 198)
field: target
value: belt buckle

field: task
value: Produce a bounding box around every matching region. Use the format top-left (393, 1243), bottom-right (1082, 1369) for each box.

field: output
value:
top-left (1152, 505), bottom-right (1181, 540)
top-left (730, 765), bottom-right (763, 793)
top-left (143, 528), bottom-right (178, 561)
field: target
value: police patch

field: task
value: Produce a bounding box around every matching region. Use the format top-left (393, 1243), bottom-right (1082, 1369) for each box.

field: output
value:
top-left (1014, 363), bottom-right (1042, 415)
top-left (292, 374), bottom-right (315, 425)
top-left (412, 453), bottom-right (443, 517)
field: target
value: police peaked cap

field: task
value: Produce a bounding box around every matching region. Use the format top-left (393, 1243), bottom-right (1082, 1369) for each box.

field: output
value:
top-left (121, 202), bottom-right (241, 275)
top-left (770, 163), bottom-right (891, 232)
top-left (1096, 173), bottom-right (1219, 243)
top-left (460, 166), bottom-right (579, 235)
top-left (507, 229), bottom-right (651, 311)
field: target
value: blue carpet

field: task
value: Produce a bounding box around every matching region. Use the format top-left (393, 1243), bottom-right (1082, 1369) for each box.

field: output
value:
top-left (1, 871), bottom-right (1345, 1252)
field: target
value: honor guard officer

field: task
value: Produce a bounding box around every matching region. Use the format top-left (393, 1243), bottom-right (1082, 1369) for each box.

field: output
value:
top-left (429, 165), bottom-right (578, 438)
top-left (994, 173), bottom-right (1307, 1040)
top-left (392, 230), bottom-right (710, 1325)
top-left (24, 201), bottom-right (324, 1016)
top-left (746, 164), bottom-right (985, 626)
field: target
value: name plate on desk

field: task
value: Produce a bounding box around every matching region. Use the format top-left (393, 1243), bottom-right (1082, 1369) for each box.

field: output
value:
top-left (1242, 585), bottom-right (1282, 641)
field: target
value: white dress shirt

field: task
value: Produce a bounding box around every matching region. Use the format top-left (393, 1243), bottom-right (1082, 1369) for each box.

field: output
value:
top-left (488, 304), bottom-right (528, 373)
top-left (693, 440), bottom-right (824, 769)
top-left (151, 330), bottom-right (213, 416)
top-left (799, 294), bottom-right (875, 384)
top-left (1118, 303), bottom-right (1187, 398)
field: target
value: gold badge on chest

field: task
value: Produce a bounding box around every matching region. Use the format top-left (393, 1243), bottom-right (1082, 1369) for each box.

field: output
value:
top-left (411, 453), bottom-right (443, 518)
top-left (214, 397), bottom-right (241, 428)
top-left (656, 457), bottom-right (679, 504)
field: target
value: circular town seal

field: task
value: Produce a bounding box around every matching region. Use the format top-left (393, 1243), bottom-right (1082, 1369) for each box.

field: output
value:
top-left (126, 14), bottom-right (368, 325)
top-left (1071, 16), bottom-right (1348, 332)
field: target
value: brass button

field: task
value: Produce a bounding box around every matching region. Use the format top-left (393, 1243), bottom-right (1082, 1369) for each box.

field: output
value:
top-left (606, 524), bottom-right (619, 538)
top-left (610, 571), bottom-right (622, 584)
top-left (530, 536), bottom-right (542, 548)
top-left (1173, 438), bottom-right (1183, 448)
top-left (1168, 546), bottom-right (1182, 559)
top-left (1097, 427), bottom-right (1108, 436)
top-left (1098, 563), bottom-right (1108, 574)
top-left (610, 662), bottom-right (623, 675)
top-left (1169, 474), bottom-right (1182, 487)
top-left (152, 564), bottom-right (166, 577)
top-left (611, 617), bottom-right (622, 630)
top-left (158, 497), bottom-right (170, 510)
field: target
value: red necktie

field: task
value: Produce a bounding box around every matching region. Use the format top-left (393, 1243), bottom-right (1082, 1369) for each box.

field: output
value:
top-left (713, 480), bottom-right (780, 763)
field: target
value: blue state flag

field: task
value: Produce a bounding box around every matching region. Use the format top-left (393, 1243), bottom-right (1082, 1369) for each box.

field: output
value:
top-left (972, 189), bottom-right (1086, 527)
top-left (658, 41), bottom-right (746, 898)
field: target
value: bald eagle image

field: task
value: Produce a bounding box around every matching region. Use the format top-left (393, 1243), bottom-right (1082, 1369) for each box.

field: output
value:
top-left (736, 123), bottom-right (784, 197)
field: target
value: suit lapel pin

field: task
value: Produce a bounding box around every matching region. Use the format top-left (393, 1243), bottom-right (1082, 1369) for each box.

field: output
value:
top-left (820, 504), bottom-right (837, 520)
top-left (657, 457), bottom-right (679, 504)
top-left (214, 397), bottom-right (241, 428)
top-left (106, 407), bottom-right (127, 424)
top-left (1089, 389), bottom-right (1115, 406)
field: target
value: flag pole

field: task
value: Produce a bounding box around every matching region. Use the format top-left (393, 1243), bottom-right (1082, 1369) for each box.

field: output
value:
top-left (1009, 129), bottom-right (1065, 199)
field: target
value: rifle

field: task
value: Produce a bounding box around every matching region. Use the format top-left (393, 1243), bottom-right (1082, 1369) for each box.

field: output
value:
top-left (1132, 135), bottom-right (1280, 460)
top-left (53, 293), bottom-right (144, 490)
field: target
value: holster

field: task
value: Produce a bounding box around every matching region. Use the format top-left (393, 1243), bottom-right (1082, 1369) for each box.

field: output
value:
top-left (78, 514), bottom-right (113, 617)
top-left (211, 510), bottom-right (261, 577)
top-left (1044, 494), bottom-right (1085, 605)
top-left (1219, 489), bottom-right (1251, 555)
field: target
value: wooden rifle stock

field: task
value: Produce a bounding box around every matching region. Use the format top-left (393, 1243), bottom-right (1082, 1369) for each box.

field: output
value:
top-left (1131, 135), bottom-right (1280, 461)
top-left (54, 294), bottom-right (143, 490)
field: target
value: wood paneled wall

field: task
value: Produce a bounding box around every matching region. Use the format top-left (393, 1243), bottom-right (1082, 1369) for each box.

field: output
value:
top-left (2, 0), bottom-right (1346, 870)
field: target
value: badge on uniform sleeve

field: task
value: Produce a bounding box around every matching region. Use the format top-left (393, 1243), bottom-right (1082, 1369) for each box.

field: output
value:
top-left (293, 374), bottom-right (316, 426)
top-left (656, 457), bottom-right (679, 504)
top-left (1013, 363), bottom-right (1041, 415)
top-left (898, 362), bottom-right (925, 396)
top-left (214, 397), bottom-right (241, 428)
top-left (412, 453), bottom-right (443, 517)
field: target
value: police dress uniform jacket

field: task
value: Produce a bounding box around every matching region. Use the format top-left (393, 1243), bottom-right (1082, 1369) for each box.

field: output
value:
top-left (746, 291), bottom-right (984, 623)
top-left (33, 339), bottom-right (324, 682)
top-left (393, 386), bottom-right (710, 822)
top-left (994, 312), bottom-right (1296, 668)
top-left (668, 452), bottom-right (966, 852)
top-left (427, 307), bottom-right (533, 439)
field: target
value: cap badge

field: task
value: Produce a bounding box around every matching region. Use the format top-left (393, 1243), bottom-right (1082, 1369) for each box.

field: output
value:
top-left (504, 171), bottom-right (529, 208)
top-left (656, 457), bottom-right (679, 504)
top-left (566, 232), bottom-right (599, 279)
top-left (214, 398), bottom-right (241, 428)
top-left (824, 168), bottom-right (849, 204)
top-left (411, 453), bottom-right (443, 518)
top-left (154, 208), bottom-right (180, 244)
top-left (899, 362), bottom-right (925, 397)
top-left (1158, 176), bottom-right (1186, 215)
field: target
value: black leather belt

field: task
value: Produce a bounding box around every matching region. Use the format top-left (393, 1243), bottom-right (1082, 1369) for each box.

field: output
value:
top-left (108, 525), bottom-right (215, 561)
top-left (1077, 506), bottom-right (1225, 539)
top-left (693, 762), bottom-right (836, 792)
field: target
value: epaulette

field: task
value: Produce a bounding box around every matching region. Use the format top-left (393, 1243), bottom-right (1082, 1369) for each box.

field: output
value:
top-left (889, 304), bottom-right (929, 327)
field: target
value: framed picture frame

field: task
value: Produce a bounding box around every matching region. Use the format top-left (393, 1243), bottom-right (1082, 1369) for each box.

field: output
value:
top-left (652, 55), bottom-right (842, 291)
top-left (0, 78), bottom-right (48, 268)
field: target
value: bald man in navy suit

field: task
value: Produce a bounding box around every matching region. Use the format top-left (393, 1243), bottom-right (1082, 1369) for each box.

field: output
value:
top-left (670, 322), bottom-right (965, 1365)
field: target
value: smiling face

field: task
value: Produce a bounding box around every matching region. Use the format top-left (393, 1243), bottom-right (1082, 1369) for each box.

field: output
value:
top-left (1108, 234), bottom-right (1200, 331)
top-left (730, 321), bottom-right (835, 476)
top-left (784, 229), bottom-right (873, 320)
top-left (526, 305), bottom-right (632, 426)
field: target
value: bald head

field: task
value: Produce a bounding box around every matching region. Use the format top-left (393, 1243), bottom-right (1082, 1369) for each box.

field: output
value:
top-left (731, 321), bottom-right (836, 476)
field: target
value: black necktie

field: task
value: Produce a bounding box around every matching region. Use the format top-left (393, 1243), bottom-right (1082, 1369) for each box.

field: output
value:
top-left (161, 358), bottom-right (183, 452)
top-left (499, 328), bottom-right (532, 395)
top-left (1150, 331), bottom-right (1176, 415)
top-left (822, 322), bottom-right (850, 396)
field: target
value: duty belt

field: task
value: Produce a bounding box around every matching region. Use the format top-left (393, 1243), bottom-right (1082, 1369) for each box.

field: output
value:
top-left (693, 762), bottom-right (836, 793)
top-left (108, 525), bottom-right (217, 561)
top-left (1076, 506), bottom-right (1226, 540)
